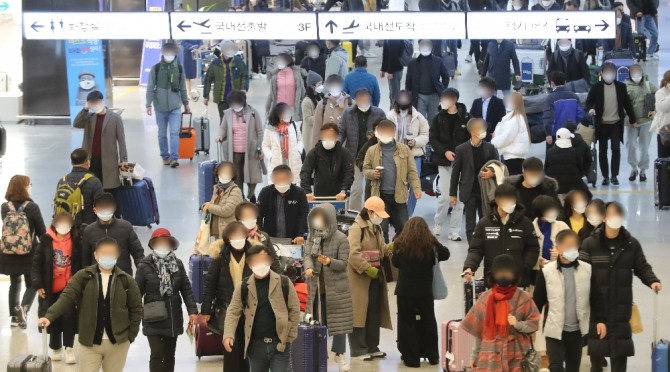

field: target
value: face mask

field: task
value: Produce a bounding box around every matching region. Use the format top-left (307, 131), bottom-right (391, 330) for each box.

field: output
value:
top-left (230, 238), bottom-right (246, 250)
top-left (80, 80), bottom-right (95, 90)
top-left (544, 210), bottom-right (559, 223)
top-left (561, 248), bottom-right (580, 262)
top-left (219, 174), bottom-right (232, 184)
top-left (252, 263), bottom-right (271, 278)
top-left (308, 50), bottom-right (319, 59)
top-left (525, 176), bottom-right (542, 187)
top-left (541, 0), bottom-right (553, 5)
top-left (311, 218), bottom-right (324, 230)
top-left (315, 85), bottom-right (325, 94)
top-left (398, 103), bottom-right (411, 111)
top-left (375, 131), bottom-right (394, 144)
top-left (329, 87), bottom-right (342, 96)
top-left (241, 218), bottom-right (257, 230)
top-left (505, 104), bottom-right (515, 112)
top-left (558, 44), bottom-right (571, 52)
top-left (501, 203), bottom-right (516, 214)
top-left (370, 215), bottom-right (384, 225)
top-left (586, 214), bottom-right (602, 226)
top-left (98, 256), bottom-right (117, 270)
top-left (616, 18), bottom-right (622, 25)
top-left (605, 216), bottom-right (623, 229)
top-left (224, 51), bottom-right (236, 59)
top-left (281, 115), bottom-right (292, 122)
top-left (232, 105), bottom-right (244, 113)
top-left (476, 131), bottom-right (487, 140)
top-left (55, 224), bottom-right (72, 235)
top-left (91, 104), bottom-right (104, 114)
top-left (495, 277), bottom-right (514, 288)
top-left (276, 62), bottom-right (287, 70)
top-left (153, 246), bottom-right (171, 259)
top-left (322, 139), bottom-right (336, 150)
top-left (275, 184), bottom-right (290, 194)
top-left (441, 100), bottom-right (452, 110)
top-left (478, 88), bottom-right (489, 98)
top-left (97, 210), bottom-right (114, 222)
top-left (420, 48), bottom-right (431, 56)
top-left (631, 74), bottom-right (642, 83)
top-left (163, 54), bottom-right (176, 63)
top-left (358, 104), bottom-right (370, 112)
top-left (602, 73), bottom-right (615, 84)
top-left (572, 202), bottom-right (587, 214)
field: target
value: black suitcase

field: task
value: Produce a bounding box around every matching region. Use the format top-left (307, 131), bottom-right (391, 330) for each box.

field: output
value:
top-left (633, 34), bottom-right (647, 62)
top-left (464, 278), bottom-right (485, 314)
top-left (587, 145), bottom-right (598, 187)
top-left (654, 158), bottom-right (670, 209)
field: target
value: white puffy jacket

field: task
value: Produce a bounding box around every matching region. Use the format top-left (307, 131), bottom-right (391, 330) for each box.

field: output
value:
top-left (490, 112), bottom-right (530, 160)
top-left (650, 87), bottom-right (670, 134)
top-left (262, 123), bottom-right (304, 184)
top-left (386, 108), bottom-right (430, 158)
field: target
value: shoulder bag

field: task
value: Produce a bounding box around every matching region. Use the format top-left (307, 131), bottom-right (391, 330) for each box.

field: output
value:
top-left (143, 300), bottom-right (168, 323)
top-left (522, 339), bottom-right (541, 372)
top-left (432, 252), bottom-right (448, 300)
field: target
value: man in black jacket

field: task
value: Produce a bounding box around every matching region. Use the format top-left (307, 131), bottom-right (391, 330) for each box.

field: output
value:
top-left (463, 183), bottom-right (540, 288)
top-left (300, 41), bottom-right (326, 86)
top-left (406, 40), bottom-right (450, 122)
top-left (469, 77), bottom-right (506, 140)
top-left (586, 61), bottom-right (637, 186)
top-left (257, 165), bottom-right (309, 244)
top-left (301, 123), bottom-right (354, 199)
top-left (504, 157), bottom-right (561, 220)
top-left (58, 148), bottom-right (104, 230)
top-left (449, 118), bottom-right (500, 242)
top-left (380, 39), bottom-right (406, 106)
top-left (80, 193), bottom-right (145, 275)
top-left (547, 40), bottom-right (591, 84)
top-left (429, 88), bottom-right (471, 240)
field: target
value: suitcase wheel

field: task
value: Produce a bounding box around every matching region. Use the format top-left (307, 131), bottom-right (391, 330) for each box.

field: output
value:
top-left (205, 151), bottom-right (209, 155)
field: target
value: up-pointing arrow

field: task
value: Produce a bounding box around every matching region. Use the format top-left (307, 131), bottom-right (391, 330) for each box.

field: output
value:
top-left (31, 21), bottom-right (44, 32)
top-left (595, 20), bottom-right (609, 31)
top-left (325, 20), bottom-right (337, 33)
top-left (177, 20), bottom-right (191, 32)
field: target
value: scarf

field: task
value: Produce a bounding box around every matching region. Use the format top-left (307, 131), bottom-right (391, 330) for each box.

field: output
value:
top-left (152, 252), bottom-right (179, 296)
top-left (483, 285), bottom-right (517, 340)
top-left (277, 122), bottom-right (290, 159)
top-left (538, 219), bottom-right (553, 260)
top-left (308, 230), bottom-right (329, 256)
top-left (217, 181), bottom-right (232, 190)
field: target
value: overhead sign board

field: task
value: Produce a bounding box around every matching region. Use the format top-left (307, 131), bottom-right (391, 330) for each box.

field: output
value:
top-left (318, 12), bottom-right (466, 40)
top-left (467, 11), bottom-right (615, 39)
top-left (170, 12), bottom-right (317, 40)
top-left (23, 12), bottom-right (170, 40)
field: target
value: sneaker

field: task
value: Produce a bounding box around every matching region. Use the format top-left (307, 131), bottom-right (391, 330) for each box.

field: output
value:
top-left (15, 305), bottom-right (27, 329)
top-left (448, 232), bottom-right (462, 242)
top-left (433, 225), bottom-right (442, 236)
top-left (363, 51), bottom-right (377, 58)
top-left (10, 316), bottom-right (19, 327)
top-left (655, 44), bottom-right (660, 53)
top-left (64, 347), bottom-right (76, 364)
top-left (611, 176), bottom-right (619, 185)
top-left (602, 178), bottom-right (610, 186)
top-left (370, 351), bottom-right (387, 359)
top-left (629, 169), bottom-right (638, 181)
top-left (354, 354), bottom-right (374, 361)
top-left (51, 349), bottom-right (63, 361)
top-left (170, 160), bottom-right (179, 168)
top-left (162, 158), bottom-right (170, 166)
top-left (640, 170), bottom-right (647, 182)
top-left (465, 55), bottom-right (472, 62)
top-left (455, 69), bottom-right (462, 76)
top-left (334, 353), bottom-right (350, 371)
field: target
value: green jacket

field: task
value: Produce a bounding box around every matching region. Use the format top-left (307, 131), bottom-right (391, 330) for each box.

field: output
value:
top-left (45, 265), bottom-right (143, 347)
top-left (625, 78), bottom-right (658, 125)
top-left (203, 55), bottom-right (249, 103)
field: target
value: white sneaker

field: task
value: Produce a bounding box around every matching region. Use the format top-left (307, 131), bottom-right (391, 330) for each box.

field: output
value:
top-left (363, 51), bottom-right (377, 58)
top-left (64, 347), bottom-right (76, 364)
top-left (448, 232), bottom-right (462, 241)
top-left (370, 351), bottom-right (387, 358)
top-left (51, 349), bottom-right (62, 361)
top-left (433, 225), bottom-right (442, 236)
top-left (334, 353), bottom-right (350, 371)
top-left (354, 353), bottom-right (374, 361)
top-left (465, 55), bottom-right (472, 62)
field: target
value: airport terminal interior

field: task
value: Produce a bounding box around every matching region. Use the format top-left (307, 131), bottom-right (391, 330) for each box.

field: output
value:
top-left (1, 0), bottom-right (670, 371)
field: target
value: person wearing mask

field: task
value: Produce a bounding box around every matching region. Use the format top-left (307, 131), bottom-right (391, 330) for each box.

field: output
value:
top-left (300, 41), bottom-right (327, 84)
top-left (627, 0), bottom-right (659, 59)
top-left (202, 161), bottom-right (244, 238)
top-left (1, 175), bottom-right (46, 329)
top-left (507, 0), bottom-right (529, 10)
top-left (547, 40), bottom-right (590, 85)
top-left (57, 148), bottom-right (104, 231)
top-left (301, 124), bottom-right (354, 199)
top-left (602, 8), bottom-right (635, 53)
top-left (392, 217), bottom-right (450, 368)
top-left (545, 128), bottom-right (592, 197)
top-left (490, 92), bottom-right (530, 175)
top-left (380, 40), bottom-right (406, 105)
top-left (266, 53), bottom-right (306, 122)
top-left (386, 90), bottom-right (430, 216)
top-left (73, 91), bottom-right (129, 184)
top-left (544, 71), bottom-right (586, 147)
top-left (480, 39), bottom-right (521, 97)
top-left (449, 118), bottom-right (500, 242)
top-left (560, 189), bottom-right (590, 235)
top-left (533, 230), bottom-right (607, 372)
top-left (470, 77), bottom-right (506, 140)
top-left (581, 198), bottom-right (606, 242)
top-left (216, 90), bottom-right (264, 201)
top-left (303, 204), bottom-right (354, 372)
top-left (531, 0), bottom-right (561, 9)
top-left (32, 213), bottom-right (80, 363)
top-left (505, 157), bottom-right (561, 221)
top-left (146, 42), bottom-right (190, 168)
top-left (586, 61), bottom-right (637, 186)
top-left (344, 56), bottom-right (381, 108)
top-left (363, 120), bottom-right (422, 240)
top-left (262, 103), bottom-right (305, 184)
top-left (624, 64), bottom-right (657, 182)
top-left (222, 244), bottom-right (300, 371)
top-left (563, 120), bottom-right (594, 178)
top-left (38, 237), bottom-right (143, 372)
top-left (462, 254), bottom-right (540, 370)
top-left (580, 201), bottom-right (661, 372)
top-left (430, 88), bottom-right (471, 239)
top-left (347, 197), bottom-right (393, 361)
top-left (338, 88), bottom-right (387, 211)
top-left (325, 40), bottom-right (350, 79)
top-left (80, 193), bottom-right (145, 276)
top-left (203, 40), bottom-right (249, 121)
top-left (135, 229), bottom-right (198, 372)
top-left (312, 75), bottom-right (352, 149)
top-left (302, 71), bottom-right (324, 152)
top-left (234, 202), bottom-right (282, 272)
top-left (650, 70), bottom-right (670, 157)
top-left (531, 196), bottom-right (569, 276)
top-left (406, 40), bottom-right (451, 122)
top-left (257, 165), bottom-right (309, 244)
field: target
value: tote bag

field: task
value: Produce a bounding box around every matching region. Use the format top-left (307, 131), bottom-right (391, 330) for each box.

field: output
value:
top-left (432, 253), bottom-right (448, 300)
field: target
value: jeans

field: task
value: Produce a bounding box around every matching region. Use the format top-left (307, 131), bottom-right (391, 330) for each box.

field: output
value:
top-left (417, 93), bottom-right (440, 123)
top-left (247, 340), bottom-right (291, 372)
top-left (626, 124), bottom-right (652, 171)
top-left (388, 70), bottom-right (403, 107)
top-left (434, 166), bottom-right (463, 232)
top-left (9, 274), bottom-right (36, 316)
top-left (598, 122), bottom-right (622, 178)
top-left (233, 152), bottom-right (258, 199)
top-left (313, 294), bottom-right (347, 354)
top-left (47, 292), bottom-right (76, 349)
top-left (147, 336), bottom-right (177, 372)
top-left (348, 278), bottom-right (382, 357)
top-left (545, 331), bottom-right (583, 372)
top-left (590, 356), bottom-right (628, 372)
top-left (155, 108), bottom-right (182, 160)
top-left (407, 157), bottom-right (421, 216)
top-left (350, 166), bottom-right (365, 211)
top-left (444, 40), bottom-right (459, 68)
top-left (464, 195), bottom-right (483, 242)
top-left (639, 15), bottom-right (658, 56)
top-left (380, 192), bottom-right (409, 243)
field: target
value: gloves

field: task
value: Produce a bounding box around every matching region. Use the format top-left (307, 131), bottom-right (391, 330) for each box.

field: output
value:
top-left (365, 266), bottom-right (379, 279)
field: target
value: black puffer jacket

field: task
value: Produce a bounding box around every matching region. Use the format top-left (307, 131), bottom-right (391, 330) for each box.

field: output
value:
top-left (201, 240), bottom-right (254, 316)
top-left (81, 218), bottom-right (145, 276)
top-left (545, 146), bottom-right (592, 197)
top-left (580, 226), bottom-right (659, 358)
top-left (428, 104), bottom-right (471, 166)
top-left (135, 255), bottom-right (198, 337)
top-left (300, 141), bottom-right (355, 197)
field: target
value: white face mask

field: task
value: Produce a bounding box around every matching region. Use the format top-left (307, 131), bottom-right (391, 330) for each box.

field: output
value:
top-left (55, 223), bottom-right (72, 236)
top-left (311, 217), bottom-right (324, 230)
top-left (153, 246), bottom-right (171, 259)
top-left (308, 50), bottom-right (319, 59)
top-left (315, 85), bottom-right (324, 94)
top-left (558, 44), bottom-right (571, 52)
top-left (97, 210), bottom-right (114, 222)
top-left (219, 173), bottom-right (232, 184)
top-left (505, 104), bottom-right (515, 112)
top-left (321, 139), bottom-right (336, 150)
top-left (525, 176), bottom-right (543, 187)
top-left (602, 73), bottom-right (616, 84)
top-left (478, 88), bottom-right (489, 98)
top-left (476, 131), bottom-right (487, 140)
top-left (252, 263), bottom-right (271, 278)
top-left (281, 115), bottom-right (292, 122)
top-left (631, 74), bottom-right (642, 83)
top-left (80, 79), bottom-right (95, 90)
top-left (541, 0), bottom-right (553, 5)
top-left (420, 48), bottom-right (431, 56)
top-left (230, 238), bottom-right (246, 250)
top-left (586, 214), bottom-right (603, 226)
top-left (572, 202), bottom-right (587, 214)
top-left (276, 62), bottom-right (287, 70)
top-left (544, 210), bottom-right (559, 223)
top-left (561, 248), bottom-right (579, 262)
top-left (441, 100), bottom-right (452, 110)
top-left (329, 87), bottom-right (342, 96)
top-left (275, 184), bottom-right (291, 194)
top-left (616, 17), bottom-right (622, 25)
top-left (358, 104), bottom-right (371, 112)
top-left (224, 51), bottom-right (236, 59)
top-left (163, 54), bottom-right (176, 63)
top-left (375, 131), bottom-right (394, 145)
top-left (605, 216), bottom-right (623, 229)
top-left (232, 105), bottom-right (244, 113)
top-left (89, 104), bottom-right (104, 114)
top-left (241, 218), bottom-right (257, 230)
top-left (501, 203), bottom-right (516, 214)
top-left (370, 215), bottom-right (384, 225)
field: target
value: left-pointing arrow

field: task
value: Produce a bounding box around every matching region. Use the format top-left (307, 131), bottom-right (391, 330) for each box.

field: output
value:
top-left (177, 20), bottom-right (191, 32)
top-left (31, 21), bottom-right (44, 32)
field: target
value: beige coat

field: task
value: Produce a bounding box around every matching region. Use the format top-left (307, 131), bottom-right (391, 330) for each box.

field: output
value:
top-left (312, 94), bottom-right (351, 148)
top-left (209, 183), bottom-right (243, 238)
top-left (222, 271), bottom-right (301, 357)
top-left (301, 97), bottom-right (317, 152)
top-left (362, 142), bottom-right (421, 204)
top-left (532, 218), bottom-right (569, 270)
top-left (347, 215), bottom-right (392, 330)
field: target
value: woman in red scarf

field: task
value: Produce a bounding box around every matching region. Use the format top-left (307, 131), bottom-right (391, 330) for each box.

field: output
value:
top-left (461, 254), bottom-right (540, 371)
top-left (261, 102), bottom-right (304, 184)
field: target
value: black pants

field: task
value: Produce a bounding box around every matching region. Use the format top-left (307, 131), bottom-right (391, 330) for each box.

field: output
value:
top-left (251, 44), bottom-right (267, 74)
top-left (590, 356), bottom-right (628, 372)
top-left (90, 156), bottom-right (103, 184)
top-left (47, 292), bottom-right (76, 349)
top-left (217, 101), bottom-right (230, 125)
top-left (348, 278), bottom-right (381, 357)
top-left (658, 135), bottom-right (670, 158)
top-left (8, 273), bottom-right (36, 316)
top-left (380, 192), bottom-right (409, 243)
top-left (597, 123), bottom-right (622, 178)
top-left (504, 158), bottom-right (524, 176)
top-left (223, 322), bottom-right (249, 372)
top-left (147, 335), bottom-right (178, 372)
top-left (469, 40), bottom-right (482, 62)
top-left (545, 330), bottom-right (583, 372)
top-left (464, 195), bottom-right (483, 243)
top-left (350, 40), bottom-right (359, 59)
top-left (396, 295), bottom-right (438, 365)
top-left (232, 152), bottom-right (257, 199)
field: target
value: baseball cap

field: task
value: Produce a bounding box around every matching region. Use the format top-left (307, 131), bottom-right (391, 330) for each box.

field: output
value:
top-left (364, 196), bottom-right (390, 219)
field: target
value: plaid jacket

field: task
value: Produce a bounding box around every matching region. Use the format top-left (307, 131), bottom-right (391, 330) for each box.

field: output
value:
top-left (461, 288), bottom-right (540, 372)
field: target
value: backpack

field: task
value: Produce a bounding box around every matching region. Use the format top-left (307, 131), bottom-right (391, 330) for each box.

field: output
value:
top-left (399, 40), bottom-right (414, 67)
top-left (153, 63), bottom-right (184, 91)
top-left (241, 275), bottom-right (290, 309)
top-left (54, 173), bottom-right (94, 226)
top-left (1, 202), bottom-right (33, 255)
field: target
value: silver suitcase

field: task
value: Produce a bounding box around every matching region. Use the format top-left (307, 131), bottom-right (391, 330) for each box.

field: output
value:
top-left (195, 109), bottom-right (211, 155)
top-left (7, 329), bottom-right (52, 371)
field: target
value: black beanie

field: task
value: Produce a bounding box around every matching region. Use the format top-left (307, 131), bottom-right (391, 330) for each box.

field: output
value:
top-left (491, 254), bottom-right (518, 276)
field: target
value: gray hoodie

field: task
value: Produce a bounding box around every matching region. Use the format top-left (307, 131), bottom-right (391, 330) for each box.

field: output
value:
top-left (325, 46), bottom-right (349, 80)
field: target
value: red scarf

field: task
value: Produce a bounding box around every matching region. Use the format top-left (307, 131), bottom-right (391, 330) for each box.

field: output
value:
top-left (483, 285), bottom-right (516, 340)
top-left (277, 122), bottom-right (290, 159)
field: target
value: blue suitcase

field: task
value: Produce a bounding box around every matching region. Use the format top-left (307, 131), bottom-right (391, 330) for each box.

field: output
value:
top-left (291, 279), bottom-right (328, 372)
top-left (116, 177), bottom-right (159, 228)
top-left (652, 293), bottom-right (669, 372)
top-left (189, 254), bottom-right (213, 303)
top-left (198, 160), bottom-right (217, 209)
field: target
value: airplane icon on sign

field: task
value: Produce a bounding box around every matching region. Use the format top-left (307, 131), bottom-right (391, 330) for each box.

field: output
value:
top-left (343, 20), bottom-right (359, 30)
top-left (194, 19), bottom-right (210, 28)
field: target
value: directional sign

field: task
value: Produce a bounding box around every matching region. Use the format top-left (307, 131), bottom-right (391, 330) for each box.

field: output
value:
top-left (170, 12), bottom-right (317, 40)
top-left (22, 12), bottom-right (170, 40)
top-left (0, 1), bottom-right (9, 13)
top-left (318, 12), bottom-right (466, 40)
top-left (467, 11), bottom-right (615, 39)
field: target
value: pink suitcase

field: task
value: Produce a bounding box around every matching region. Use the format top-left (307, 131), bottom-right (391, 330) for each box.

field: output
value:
top-left (442, 320), bottom-right (477, 371)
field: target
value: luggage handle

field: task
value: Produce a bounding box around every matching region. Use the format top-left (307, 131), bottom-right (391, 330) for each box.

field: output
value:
top-left (217, 141), bottom-right (223, 163)
top-left (181, 112), bottom-right (193, 129)
top-left (304, 277), bottom-right (322, 325)
top-left (40, 326), bottom-right (48, 360)
top-left (653, 292), bottom-right (658, 344)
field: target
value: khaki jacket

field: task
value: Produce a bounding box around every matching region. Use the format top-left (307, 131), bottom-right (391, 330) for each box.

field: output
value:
top-left (362, 142), bottom-right (421, 204)
top-left (209, 183), bottom-right (243, 238)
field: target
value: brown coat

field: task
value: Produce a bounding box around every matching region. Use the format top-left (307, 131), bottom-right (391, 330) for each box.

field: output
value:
top-left (208, 183), bottom-right (243, 238)
top-left (347, 215), bottom-right (392, 330)
top-left (311, 94), bottom-right (351, 148)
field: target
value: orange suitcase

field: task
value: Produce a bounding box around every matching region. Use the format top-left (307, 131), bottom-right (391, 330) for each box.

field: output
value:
top-left (179, 113), bottom-right (196, 160)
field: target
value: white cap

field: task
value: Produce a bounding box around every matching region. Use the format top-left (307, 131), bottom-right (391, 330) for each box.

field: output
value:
top-left (556, 128), bottom-right (575, 139)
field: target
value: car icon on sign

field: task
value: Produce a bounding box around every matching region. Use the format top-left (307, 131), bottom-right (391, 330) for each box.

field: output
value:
top-left (556, 18), bottom-right (570, 32)
top-left (574, 24), bottom-right (591, 32)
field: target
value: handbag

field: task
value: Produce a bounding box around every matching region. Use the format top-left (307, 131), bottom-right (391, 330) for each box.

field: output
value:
top-left (577, 123), bottom-right (595, 146)
top-left (432, 253), bottom-right (448, 300)
top-left (194, 213), bottom-right (211, 255)
top-left (630, 302), bottom-right (643, 334)
top-left (143, 300), bottom-right (168, 323)
top-left (361, 250), bottom-right (381, 267)
top-left (207, 307), bottom-right (226, 335)
top-left (643, 83), bottom-right (655, 115)
top-left (522, 343), bottom-right (541, 372)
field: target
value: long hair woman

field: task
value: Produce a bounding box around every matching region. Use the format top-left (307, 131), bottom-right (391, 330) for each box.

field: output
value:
top-left (262, 102), bottom-right (305, 184)
top-left (490, 92), bottom-right (530, 175)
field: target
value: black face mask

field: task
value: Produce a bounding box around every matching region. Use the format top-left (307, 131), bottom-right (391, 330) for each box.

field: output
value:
top-left (397, 103), bottom-right (411, 111)
top-left (495, 278), bottom-right (514, 288)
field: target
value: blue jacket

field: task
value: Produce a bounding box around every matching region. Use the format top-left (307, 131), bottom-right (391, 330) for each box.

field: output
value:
top-left (405, 54), bottom-right (450, 107)
top-left (543, 86), bottom-right (585, 136)
top-left (601, 21), bottom-right (635, 53)
top-left (343, 68), bottom-right (381, 107)
top-left (480, 40), bottom-right (520, 91)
